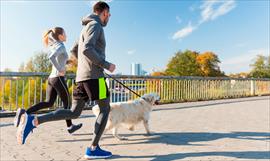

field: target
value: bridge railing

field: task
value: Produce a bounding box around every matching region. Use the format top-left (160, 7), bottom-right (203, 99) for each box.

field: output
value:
top-left (0, 72), bottom-right (270, 112)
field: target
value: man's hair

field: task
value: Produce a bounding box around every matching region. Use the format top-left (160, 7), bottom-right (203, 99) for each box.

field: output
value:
top-left (93, 1), bottom-right (110, 14)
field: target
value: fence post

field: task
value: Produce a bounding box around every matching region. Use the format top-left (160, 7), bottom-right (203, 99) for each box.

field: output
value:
top-left (250, 80), bottom-right (255, 96)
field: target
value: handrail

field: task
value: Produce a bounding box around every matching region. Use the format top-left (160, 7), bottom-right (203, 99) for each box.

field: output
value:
top-left (1, 72), bottom-right (270, 81)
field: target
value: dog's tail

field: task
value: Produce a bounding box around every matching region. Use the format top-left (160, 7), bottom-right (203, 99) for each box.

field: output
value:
top-left (92, 105), bottom-right (100, 117)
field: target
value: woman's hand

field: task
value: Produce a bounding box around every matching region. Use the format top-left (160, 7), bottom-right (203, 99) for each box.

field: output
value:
top-left (59, 70), bottom-right (66, 76)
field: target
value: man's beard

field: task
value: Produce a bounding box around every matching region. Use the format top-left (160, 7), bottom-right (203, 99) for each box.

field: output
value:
top-left (103, 18), bottom-right (109, 26)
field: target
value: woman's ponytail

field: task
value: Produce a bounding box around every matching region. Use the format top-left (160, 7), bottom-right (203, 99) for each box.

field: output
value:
top-left (43, 29), bottom-right (53, 47)
top-left (42, 27), bottom-right (64, 47)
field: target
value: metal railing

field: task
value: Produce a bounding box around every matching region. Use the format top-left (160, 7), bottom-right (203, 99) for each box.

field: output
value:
top-left (0, 72), bottom-right (270, 112)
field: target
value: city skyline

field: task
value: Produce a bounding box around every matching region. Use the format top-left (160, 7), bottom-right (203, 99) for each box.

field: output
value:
top-left (131, 63), bottom-right (142, 76)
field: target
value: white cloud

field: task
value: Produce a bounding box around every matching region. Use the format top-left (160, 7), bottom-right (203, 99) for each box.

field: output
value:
top-left (200, 0), bottom-right (236, 23)
top-left (211, 0), bottom-right (236, 20)
top-left (127, 49), bottom-right (136, 55)
top-left (172, 23), bottom-right (197, 40)
top-left (200, 0), bottom-right (216, 23)
top-left (172, 0), bottom-right (236, 41)
top-left (221, 49), bottom-right (269, 73)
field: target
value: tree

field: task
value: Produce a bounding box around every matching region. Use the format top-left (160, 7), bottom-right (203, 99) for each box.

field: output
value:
top-left (32, 51), bottom-right (52, 72)
top-left (151, 71), bottom-right (166, 76)
top-left (165, 50), bottom-right (202, 76)
top-left (15, 51), bottom-right (52, 109)
top-left (267, 56), bottom-right (270, 74)
top-left (18, 63), bottom-right (25, 72)
top-left (249, 55), bottom-right (269, 78)
top-left (197, 52), bottom-right (224, 77)
top-left (3, 68), bottom-right (12, 72)
top-left (21, 51), bottom-right (52, 72)
top-left (229, 72), bottom-right (249, 78)
top-left (24, 58), bottom-right (35, 72)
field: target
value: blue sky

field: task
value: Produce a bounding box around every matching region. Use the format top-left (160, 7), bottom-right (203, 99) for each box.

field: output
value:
top-left (1, 0), bottom-right (269, 75)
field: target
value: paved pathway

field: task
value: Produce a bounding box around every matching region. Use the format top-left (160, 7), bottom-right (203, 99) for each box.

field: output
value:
top-left (1, 96), bottom-right (269, 161)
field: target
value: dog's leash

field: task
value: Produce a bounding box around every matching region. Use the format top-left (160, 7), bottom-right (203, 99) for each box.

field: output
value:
top-left (104, 73), bottom-right (143, 99)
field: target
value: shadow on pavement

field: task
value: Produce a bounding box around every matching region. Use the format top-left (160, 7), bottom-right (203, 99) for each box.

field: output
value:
top-left (56, 131), bottom-right (269, 146)
top-left (56, 131), bottom-right (269, 160)
top-left (103, 131), bottom-right (270, 146)
top-left (111, 151), bottom-right (270, 160)
top-left (154, 97), bottom-right (269, 112)
top-left (0, 123), bottom-right (13, 127)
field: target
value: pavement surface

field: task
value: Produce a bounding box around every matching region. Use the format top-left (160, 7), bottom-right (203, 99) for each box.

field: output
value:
top-left (1, 96), bottom-right (270, 161)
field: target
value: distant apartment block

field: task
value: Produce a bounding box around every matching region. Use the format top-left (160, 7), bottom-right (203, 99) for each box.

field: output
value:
top-left (131, 63), bottom-right (142, 75)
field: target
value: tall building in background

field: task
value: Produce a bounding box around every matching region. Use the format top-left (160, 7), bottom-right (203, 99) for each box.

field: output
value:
top-left (131, 63), bottom-right (142, 75)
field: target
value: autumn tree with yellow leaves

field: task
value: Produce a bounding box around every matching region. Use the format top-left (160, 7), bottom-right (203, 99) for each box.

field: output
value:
top-left (164, 50), bottom-right (224, 77)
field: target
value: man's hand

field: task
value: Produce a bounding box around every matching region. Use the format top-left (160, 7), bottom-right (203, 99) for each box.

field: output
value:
top-left (108, 63), bottom-right (116, 73)
top-left (66, 59), bottom-right (73, 65)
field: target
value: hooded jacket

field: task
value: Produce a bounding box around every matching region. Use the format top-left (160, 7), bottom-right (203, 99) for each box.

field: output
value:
top-left (48, 38), bottom-right (68, 78)
top-left (71, 14), bottom-right (111, 82)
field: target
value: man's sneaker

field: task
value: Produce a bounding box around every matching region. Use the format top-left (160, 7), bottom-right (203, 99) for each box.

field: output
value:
top-left (84, 145), bottom-right (112, 159)
top-left (17, 113), bottom-right (36, 145)
top-left (67, 123), bottom-right (83, 134)
top-left (14, 108), bottom-right (26, 127)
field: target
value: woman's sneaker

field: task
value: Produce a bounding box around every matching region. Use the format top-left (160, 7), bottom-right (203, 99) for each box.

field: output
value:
top-left (84, 145), bottom-right (112, 159)
top-left (17, 113), bottom-right (36, 145)
top-left (14, 108), bottom-right (26, 127)
top-left (67, 123), bottom-right (83, 134)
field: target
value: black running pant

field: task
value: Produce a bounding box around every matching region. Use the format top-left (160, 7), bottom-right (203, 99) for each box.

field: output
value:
top-left (26, 76), bottom-right (72, 127)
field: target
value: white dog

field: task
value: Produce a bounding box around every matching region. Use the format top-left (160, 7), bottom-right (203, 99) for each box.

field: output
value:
top-left (92, 93), bottom-right (160, 140)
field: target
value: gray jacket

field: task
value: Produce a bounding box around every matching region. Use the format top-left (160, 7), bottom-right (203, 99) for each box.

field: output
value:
top-left (48, 41), bottom-right (68, 78)
top-left (71, 14), bottom-right (111, 82)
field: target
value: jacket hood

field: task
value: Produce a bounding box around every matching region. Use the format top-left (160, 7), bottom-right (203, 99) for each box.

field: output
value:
top-left (81, 14), bottom-right (105, 27)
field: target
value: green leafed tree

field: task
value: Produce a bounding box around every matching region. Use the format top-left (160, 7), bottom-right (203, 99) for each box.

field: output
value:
top-left (21, 51), bottom-right (52, 72)
top-left (267, 55), bottom-right (270, 73)
top-left (165, 50), bottom-right (202, 76)
top-left (250, 55), bottom-right (270, 78)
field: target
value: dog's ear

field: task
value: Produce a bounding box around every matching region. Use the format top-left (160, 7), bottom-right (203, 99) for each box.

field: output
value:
top-left (142, 95), bottom-right (152, 104)
top-left (149, 96), bottom-right (154, 104)
top-left (149, 95), bottom-right (155, 104)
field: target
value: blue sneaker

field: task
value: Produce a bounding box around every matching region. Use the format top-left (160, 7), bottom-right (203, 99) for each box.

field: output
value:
top-left (17, 113), bottom-right (36, 145)
top-left (84, 145), bottom-right (112, 159)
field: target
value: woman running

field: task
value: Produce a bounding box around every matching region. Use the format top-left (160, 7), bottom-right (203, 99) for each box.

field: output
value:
top-left (14, 27), bottom-right (82, 134)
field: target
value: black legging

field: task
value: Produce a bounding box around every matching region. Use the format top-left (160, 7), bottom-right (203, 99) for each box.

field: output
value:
top-left (26, 76), bottom-right (72, 127)
top-left (37, 79), bottom-right (111, 146)
top-left (37, 98), bottom-right (110, 146)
